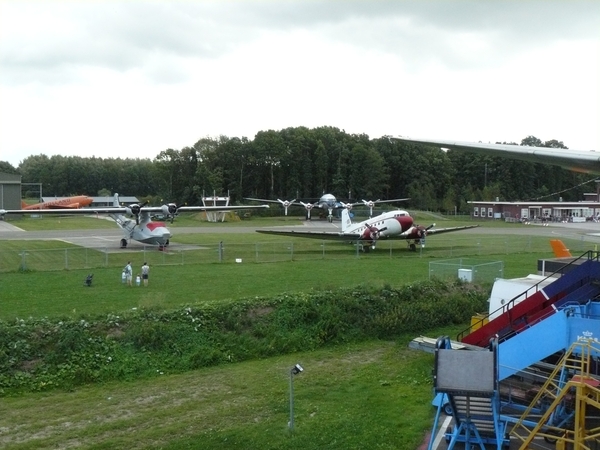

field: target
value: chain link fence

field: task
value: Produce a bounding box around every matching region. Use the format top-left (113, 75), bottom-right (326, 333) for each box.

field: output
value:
top-left (2, 234), bottom-right (599, 273)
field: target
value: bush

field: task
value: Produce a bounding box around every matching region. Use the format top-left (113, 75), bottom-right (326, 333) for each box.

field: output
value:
top-left (0, 279), bottom-right (487, 395)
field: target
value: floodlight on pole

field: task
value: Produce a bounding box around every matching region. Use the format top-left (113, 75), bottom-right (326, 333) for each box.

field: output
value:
top-left (289, 363), bottom-right (303, 431)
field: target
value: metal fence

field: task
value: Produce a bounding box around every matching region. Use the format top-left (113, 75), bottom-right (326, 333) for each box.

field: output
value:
top-left (428, 258), bottom-right (504, 284)
top-left (2, 234), bottom-right (599, 273)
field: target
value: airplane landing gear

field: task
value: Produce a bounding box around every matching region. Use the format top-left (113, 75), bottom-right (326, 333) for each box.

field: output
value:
top-left (409, 243), bottom-right (416, 252)
top-left (120, 238), bottom-right (128, 248)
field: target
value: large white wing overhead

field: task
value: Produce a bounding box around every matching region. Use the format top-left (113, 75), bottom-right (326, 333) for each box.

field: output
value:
top-left (395, 137), bottom-right (600, 174)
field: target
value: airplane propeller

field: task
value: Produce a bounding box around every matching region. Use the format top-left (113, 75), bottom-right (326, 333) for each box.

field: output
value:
top-left (300, 201), bottom-right (315, 220)
top-left (360, 225), bottom-right (388, 248)
top-left (412, 223), bottom-right (435, 246)
top-left (126, 201), bottom-right (149, 225)
top-left (362, 199), bottom-right (380, 218)
top-left (277, 198), bottom-right (296, 216)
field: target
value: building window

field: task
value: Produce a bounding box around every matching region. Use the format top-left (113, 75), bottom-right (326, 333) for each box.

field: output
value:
top-left (488, 207), bottom-right (493, 218)
top-left (473, 207), bottom-right (479, 217)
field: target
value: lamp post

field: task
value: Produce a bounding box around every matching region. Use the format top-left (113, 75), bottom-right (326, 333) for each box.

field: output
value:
top-left (289, 363), bottom-right (303, 431)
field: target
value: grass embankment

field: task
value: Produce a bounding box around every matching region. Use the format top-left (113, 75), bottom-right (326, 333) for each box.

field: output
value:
top-left (0, 338), bottom-right (441, 450)
top-left (0, 279), bottom-right (488, 395)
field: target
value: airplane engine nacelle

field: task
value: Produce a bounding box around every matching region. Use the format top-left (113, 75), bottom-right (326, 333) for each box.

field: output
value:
top-left (405, 225), bottom-right (428, 240)
top-left (360, 227), bottom-right (379, 242)
top-left (162, 204), bottom-right (178, 215)
top-left (126, 204), bottom-right (141, 216)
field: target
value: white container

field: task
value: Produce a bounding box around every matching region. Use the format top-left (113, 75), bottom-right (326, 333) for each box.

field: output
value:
top-left (458, 268), bottom-right (473, 282)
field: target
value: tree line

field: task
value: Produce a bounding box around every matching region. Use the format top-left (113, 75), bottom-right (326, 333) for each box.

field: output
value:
top-left (1, 126), bottom-right (592, 213)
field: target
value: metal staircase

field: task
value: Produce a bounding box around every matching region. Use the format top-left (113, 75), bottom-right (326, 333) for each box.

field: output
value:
top-left (510, 340), bottom-right (600, 449)
top-left (429, 337), bottom-right (510, 450)
top-left (460, 253), bottom-right (600, 348)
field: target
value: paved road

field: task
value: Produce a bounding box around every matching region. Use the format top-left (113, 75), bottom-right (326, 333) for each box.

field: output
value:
top-left (2, 218), bottom-right (600, 239)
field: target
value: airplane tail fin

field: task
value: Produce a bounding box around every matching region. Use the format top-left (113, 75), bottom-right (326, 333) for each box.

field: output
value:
top-left (550, 239), bottom-right (572, 257)
top-left (113, 193), bottom-right (120, 207)
top-left (341, 209), bottom-right (352, 232)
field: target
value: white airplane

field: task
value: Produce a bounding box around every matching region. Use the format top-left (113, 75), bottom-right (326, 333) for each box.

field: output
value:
top-left (256, 208), bottom-right (478, 252)
top-left (246, 194), bottom-right (409, 222)
top-left (0, 194), bottom-right (269, 249)
top-left (394, 137), bottom-right (600, 174)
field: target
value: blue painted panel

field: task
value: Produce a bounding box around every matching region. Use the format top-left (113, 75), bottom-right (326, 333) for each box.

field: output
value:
top-left (499, 313), bottom-right (568, 380)
top-left (567, 316), bottom-right (600, 356)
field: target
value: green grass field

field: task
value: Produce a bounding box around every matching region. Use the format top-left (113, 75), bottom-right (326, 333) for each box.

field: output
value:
top-left (0, 215), bottom-right (595, 449)
top-left (0, 335), bottom-right (447, 450)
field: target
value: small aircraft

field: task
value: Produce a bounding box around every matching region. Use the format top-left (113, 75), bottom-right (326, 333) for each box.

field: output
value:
top-left (256, 208), bottom-right (478, 252)
top-left (246, 194), bottom-right (409, 221)
top-left (394, 137), bottom-right (600, 174)
top-left (0, 194), bottom-right (269, 249)
top-left (21, 195), bottom-right (94, 210)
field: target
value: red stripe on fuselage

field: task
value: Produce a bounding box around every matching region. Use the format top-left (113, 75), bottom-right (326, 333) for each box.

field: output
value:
top-left (146, 221), bottom-right (167, 231)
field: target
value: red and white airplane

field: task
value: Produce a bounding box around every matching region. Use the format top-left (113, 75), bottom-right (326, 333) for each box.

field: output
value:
top-left (21, 195), bottom-right (94, 210)
top-left (1, 194), bottom-right (269, 249)
top-left (246, 194), bottom-right (409, 222)
top-left (256, 208), bottom-right (478, 252)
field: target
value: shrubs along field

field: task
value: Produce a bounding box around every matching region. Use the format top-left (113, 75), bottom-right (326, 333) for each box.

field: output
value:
top-left (0, 279), bottom-right (487, 395)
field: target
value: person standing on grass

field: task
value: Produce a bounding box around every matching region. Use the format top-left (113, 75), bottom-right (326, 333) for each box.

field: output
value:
top-left (124, 261), bottom-right (133, 286)
top-left (141, 262), bottom-right (150, 286)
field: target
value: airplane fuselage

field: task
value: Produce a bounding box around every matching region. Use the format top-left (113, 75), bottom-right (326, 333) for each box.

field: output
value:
top-left (23, 195), bottom-right (93, 210)
top-left (110, 212), bottom-right (172, 247)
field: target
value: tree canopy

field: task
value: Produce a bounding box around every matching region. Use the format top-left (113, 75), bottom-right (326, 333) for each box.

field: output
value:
top-left (3, 128), bottom-right (591, 212)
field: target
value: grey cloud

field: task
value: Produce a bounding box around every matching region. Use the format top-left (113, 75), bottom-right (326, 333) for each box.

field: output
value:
top-left (1, 0), bottom-right (598, 85)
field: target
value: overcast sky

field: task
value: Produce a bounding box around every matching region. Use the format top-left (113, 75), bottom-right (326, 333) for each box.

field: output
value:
top-left (1, 0), bottom-right (599, 167)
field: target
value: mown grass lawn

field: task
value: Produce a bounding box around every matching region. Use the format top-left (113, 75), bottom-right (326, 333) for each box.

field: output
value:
top-left (0, 335), bottom-right (447, 450)
top-left (0, 251), bottom-right (547, 320)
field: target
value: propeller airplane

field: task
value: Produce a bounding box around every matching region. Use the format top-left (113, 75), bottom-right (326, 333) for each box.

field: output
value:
top-left (246, 194), bottom-right (409, 222)
top-left (0, 194), bottom-right (269, 250)
top-left (256, 208), bottom-right (478, 252)
top-left (20, 195), bottom-right (94, 210)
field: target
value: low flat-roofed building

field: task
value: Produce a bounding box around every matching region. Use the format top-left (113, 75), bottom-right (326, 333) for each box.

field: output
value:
top-left (469, 200), bottom-right (600, 222)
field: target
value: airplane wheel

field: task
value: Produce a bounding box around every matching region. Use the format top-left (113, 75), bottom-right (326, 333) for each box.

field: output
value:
top-left (409, 243), bottom-right (416, 252)
top-left (443, 403), bottom-right (453, 415)
top-left (120, 238), bottom-right (127, 248)
top-left (165, 239), bottom-right (169, 246)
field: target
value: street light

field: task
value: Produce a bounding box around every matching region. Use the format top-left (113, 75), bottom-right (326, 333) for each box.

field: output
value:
top-left (289, 363), bottom-right (303, 431)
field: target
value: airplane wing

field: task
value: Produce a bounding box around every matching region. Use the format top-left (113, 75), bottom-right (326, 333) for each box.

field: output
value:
top-left (416, 224), bottom-right (480, 237)
top-left (0, 204), bottom-right (269, 216)
top-left (256, 224), bottom-right (478, 240)
top-left (245, 197), bottom-right (305, 207)
top-left (256, 229), bottom-right (361, 240)
top-left (395, 137), bottom-right (600, 174)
